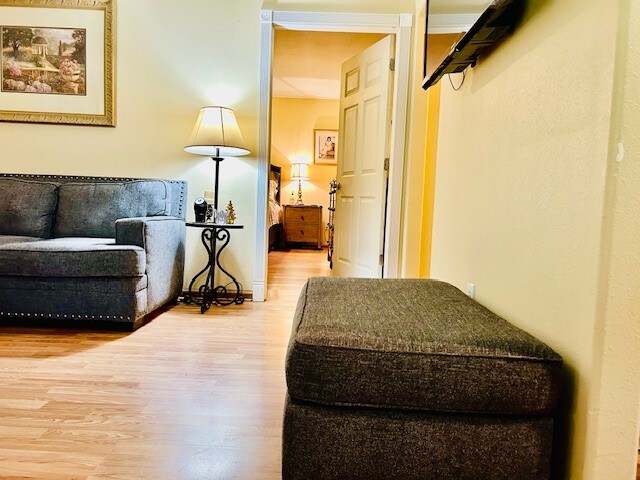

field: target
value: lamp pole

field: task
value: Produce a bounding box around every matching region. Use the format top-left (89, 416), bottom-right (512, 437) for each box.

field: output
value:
top-left (211, 147), bottom-right (222, 210)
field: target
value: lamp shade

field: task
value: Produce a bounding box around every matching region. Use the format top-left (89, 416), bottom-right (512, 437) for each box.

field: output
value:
top-left (184, 106), bottom-right (250, 157)
top-left (290, 163), bottom-right (310, 181)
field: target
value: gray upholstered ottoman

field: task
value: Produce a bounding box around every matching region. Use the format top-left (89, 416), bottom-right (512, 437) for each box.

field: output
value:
top-left (283, 278), bottom-right (563, 480)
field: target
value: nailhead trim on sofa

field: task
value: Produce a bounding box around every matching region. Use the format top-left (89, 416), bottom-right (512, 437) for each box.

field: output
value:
top-left (0, 173), bottom-right (187, 218)
top-left (0, 311), bottom-right (131, 321)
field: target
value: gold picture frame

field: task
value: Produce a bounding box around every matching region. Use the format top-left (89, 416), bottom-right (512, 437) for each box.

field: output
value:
top-left (314, 129), bottom-right (338, 165)
top-left (0, 0), bottom-right (115, 126)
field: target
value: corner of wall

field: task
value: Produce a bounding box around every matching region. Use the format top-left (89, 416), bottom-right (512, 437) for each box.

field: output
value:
top-left (583, 0), bottom-right (640, 476)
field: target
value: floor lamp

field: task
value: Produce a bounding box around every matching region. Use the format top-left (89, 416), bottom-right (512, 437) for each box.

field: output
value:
top-left (184, 106), bottom-right (250, 209)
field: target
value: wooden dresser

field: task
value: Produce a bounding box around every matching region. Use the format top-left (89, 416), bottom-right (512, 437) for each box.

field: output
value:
top-left (283, 205), bottom-right (323, 249)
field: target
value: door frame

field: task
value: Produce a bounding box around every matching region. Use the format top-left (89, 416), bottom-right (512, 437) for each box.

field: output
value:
top-left (253, 10), bottom-right (413, 301)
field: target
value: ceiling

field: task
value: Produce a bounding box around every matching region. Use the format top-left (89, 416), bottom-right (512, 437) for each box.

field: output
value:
top-left (272, 30), bottom-right (386, 100)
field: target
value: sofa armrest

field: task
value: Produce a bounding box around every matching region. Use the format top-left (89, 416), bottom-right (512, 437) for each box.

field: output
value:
top-left (115, 216), bottom-right (186, 311)
top-left (115, 216), bottom-right (182, 248)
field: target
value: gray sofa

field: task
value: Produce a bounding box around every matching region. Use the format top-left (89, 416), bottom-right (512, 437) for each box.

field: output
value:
top-left (0, 174), bottom-right (187, 331)
top-left (284, 278), bottom-right (563, 479)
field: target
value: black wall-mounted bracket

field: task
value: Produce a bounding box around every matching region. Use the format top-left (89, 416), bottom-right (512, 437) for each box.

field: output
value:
top-left (422, 0), bottom-right (524, 90)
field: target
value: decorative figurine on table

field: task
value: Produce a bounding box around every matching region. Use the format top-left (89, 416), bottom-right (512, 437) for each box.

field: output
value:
top-left (226, 201), bottom-right (236, 224)
top-left (216, 209), bottom-right (228, 224)
top-left (204, 189), bottom-right (215, 223)
top-left (206, 206), bottom-right (215, 223)
top-left (194, 197), bottom-right (208, 223)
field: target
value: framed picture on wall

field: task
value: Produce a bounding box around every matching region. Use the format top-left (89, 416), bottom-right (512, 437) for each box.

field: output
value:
top-left (314, 129), bottom-right (338, 165)
top-left (0, 0), bottom-right (116, 126)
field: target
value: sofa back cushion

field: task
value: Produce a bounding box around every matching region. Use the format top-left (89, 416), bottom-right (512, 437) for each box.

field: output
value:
top-left (54, 180), bottom-right (171, 238)
top-left (0, 178), bottom-right (58, 238)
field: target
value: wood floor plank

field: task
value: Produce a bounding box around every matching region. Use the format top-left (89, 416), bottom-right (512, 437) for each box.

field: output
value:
top-left (0, 248), bottom-right (329, 479)
top-left (0, 399), bottom-right (49, 411)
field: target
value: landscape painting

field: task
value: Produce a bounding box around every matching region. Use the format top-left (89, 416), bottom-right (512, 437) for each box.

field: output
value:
top-left (1, 26), bottom-right (86, 96)
top-left (0, 0), bottom-right (114, 126)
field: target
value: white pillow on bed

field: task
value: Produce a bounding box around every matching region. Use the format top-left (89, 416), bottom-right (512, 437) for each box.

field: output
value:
top-left (269, 179), bottom-right (279, 201)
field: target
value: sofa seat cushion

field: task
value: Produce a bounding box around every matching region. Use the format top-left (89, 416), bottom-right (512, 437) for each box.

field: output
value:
top-left (0, 235), bottom-right (43, 246)
top-left (0, 178), bottom-right (58, 238)
top-left (286, 278), bottom-right (563, 415)
top-left (54, 180), bottom-right (171, 238)
top-left (0, 237), bottom-right (145, 277)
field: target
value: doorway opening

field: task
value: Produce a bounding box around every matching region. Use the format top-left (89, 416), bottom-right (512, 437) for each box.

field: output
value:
top-left (254, 11), bottom-right (413, 301)
top-left (267, 30), bottom-right (388, 296)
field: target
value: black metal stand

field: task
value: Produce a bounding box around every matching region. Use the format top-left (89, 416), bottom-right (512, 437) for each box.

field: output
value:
top-left (183, 223), bottom-right (244, 313)
top-left (327, 179), bottom-right (339, 269)
top-left (211, 155), bottom-right (222, 209)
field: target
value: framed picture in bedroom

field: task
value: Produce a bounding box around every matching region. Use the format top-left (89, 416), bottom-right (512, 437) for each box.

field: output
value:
top-left (0, 0), bottom-right (116, 126)
top-left (314, 129), bottom-right (338, 165)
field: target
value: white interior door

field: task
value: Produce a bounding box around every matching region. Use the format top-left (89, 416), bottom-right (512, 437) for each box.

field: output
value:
top-left (333, 35), bottom-right (395, 278)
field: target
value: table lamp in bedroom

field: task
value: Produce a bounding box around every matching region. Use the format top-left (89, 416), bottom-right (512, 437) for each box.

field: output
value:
top-left (290, 163), bottom-right (310, 206)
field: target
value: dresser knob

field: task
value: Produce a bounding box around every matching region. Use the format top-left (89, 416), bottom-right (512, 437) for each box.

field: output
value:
top-left (300, 230), bottom-right (304, 234)
top-left (301, 216), bottom-right (305, 221)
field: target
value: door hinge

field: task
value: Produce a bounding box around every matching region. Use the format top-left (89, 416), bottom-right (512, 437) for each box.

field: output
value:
top-left (384, 158), bottom-right (390, 171)
top-left (379, 254), bottom-right (384, 265)
top-left (390, 58), bottom-right (396, 72)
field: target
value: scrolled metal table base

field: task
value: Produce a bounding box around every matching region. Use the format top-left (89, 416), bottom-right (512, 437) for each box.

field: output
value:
top-left (183, 225), bottom-right (244, 313)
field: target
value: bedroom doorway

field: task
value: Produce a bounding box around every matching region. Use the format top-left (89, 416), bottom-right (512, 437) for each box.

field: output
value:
top-left (266, 30), bottom-right (390, 289)
top-left (254, 10), bottom-right (413, 301)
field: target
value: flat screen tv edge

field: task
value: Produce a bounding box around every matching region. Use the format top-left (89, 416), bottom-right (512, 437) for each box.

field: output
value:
top-left (422, 0), bottom-right (523, 90)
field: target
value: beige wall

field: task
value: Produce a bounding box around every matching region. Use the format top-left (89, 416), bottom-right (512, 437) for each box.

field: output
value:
top-left (400, 0), bottom-right (430, 277)
top-left (429, 0), bottom-right (493, 15)
top-left (263, 0), bottom-right (414, 14)
top-left (271, 97), bottom-right (339, 239)
top-left (429, 0), bottom-right (639, 477)
top-left (401, 24), bottom-right (467, 277)
top-left (419, 81), bottom-right (441, 277)
top-left (400, 0), bottom-right (471, 279)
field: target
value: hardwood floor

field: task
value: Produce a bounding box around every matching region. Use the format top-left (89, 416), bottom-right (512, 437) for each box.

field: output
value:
top-left (0, 249), bottom-right (331, 479)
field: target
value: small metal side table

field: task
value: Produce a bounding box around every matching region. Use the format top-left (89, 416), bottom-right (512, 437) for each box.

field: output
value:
top-left (183, 223), bottom-right (244, 313)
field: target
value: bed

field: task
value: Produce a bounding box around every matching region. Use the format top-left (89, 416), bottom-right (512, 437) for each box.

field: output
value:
top-left (268, 165), bottom-right (283, 250)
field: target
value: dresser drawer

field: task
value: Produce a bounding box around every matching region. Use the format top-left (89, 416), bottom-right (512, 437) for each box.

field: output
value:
top-left (286, 222), bottom-right (319, 243)
top-left (285, 208), bottom-right (318, 224)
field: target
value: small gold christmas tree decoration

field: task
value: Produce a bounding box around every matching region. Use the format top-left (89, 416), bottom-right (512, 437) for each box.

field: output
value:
top-left (226, 201), bottom-right (236, 224)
